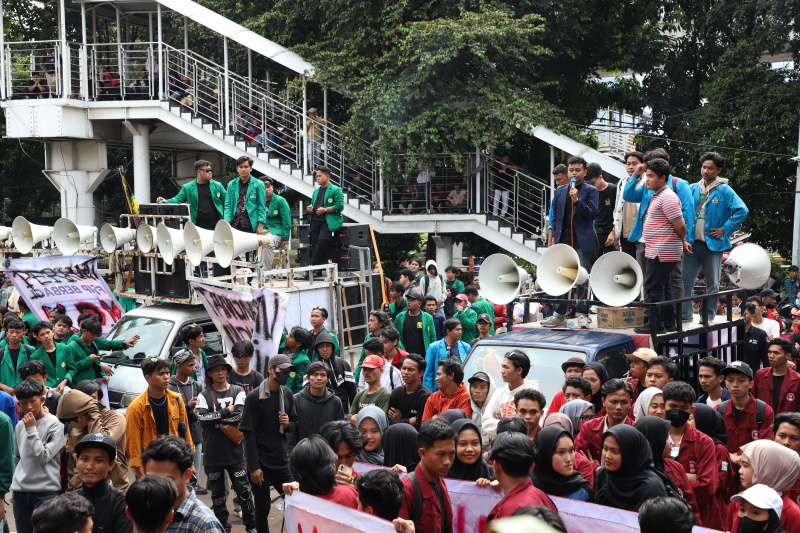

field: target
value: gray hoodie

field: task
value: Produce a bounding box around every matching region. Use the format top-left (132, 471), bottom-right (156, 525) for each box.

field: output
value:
top-left (469, 378), bottom-right (497, 449)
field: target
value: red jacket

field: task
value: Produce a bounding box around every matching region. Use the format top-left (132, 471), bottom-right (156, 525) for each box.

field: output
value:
top-left (717, 396), bottom-right (775, 454)
top-left (574, 416), bottom-right (634, 463)
top-left (574, 450), bottom-right (595, 487)
top-left (785, 473), bottom-right (800, 507)
top-left (711, 442), bottom-right (732, 527)
top-left (421, 383), bottom-right (472, 422)
top-left (665, 458), bottom-right (702, 526)
top-left (675, 425), bottom-right (722, 530)
top-left (547, 390), bottom-right (566, 416)
top-left (728, 494), bottom-right (800, 533)
top-left (487, 480), bottom-right (556, 523)
top-left (400, 464), bottom-right (453, 533)
top-left (754, 367), bottom-right (800, 415)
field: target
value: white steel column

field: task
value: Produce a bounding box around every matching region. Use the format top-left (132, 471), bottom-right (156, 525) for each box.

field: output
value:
top-left (475, 147), bottom-right (481, 212)
top-left (223, 37), bottom-right (230, 134)
top-left (157, 4), bottom-right (163, 99)
top-left (80, 3), bottom-right (88, 100)
top-left (323, 88), bottom-right (328, 168)
top-left (59, 0), bottom-right (69, 97)
top-left (435, 236), bottom-right (454, 271)
top-left (247, 49), bottom-right (252, 107)
top-left (550, 145), bottom-right (555, 192)
top-left (302, 81), bottom-right (309, 175)
top-left (132, 124), bottom-right (151, 203)
top-left (115, 7), bottom-right (123, 87)
top-left (183, 17), bottom-right (188, 74)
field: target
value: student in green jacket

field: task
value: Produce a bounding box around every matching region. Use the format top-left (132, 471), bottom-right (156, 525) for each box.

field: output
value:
top-left (52, 315), bottom-right (76, 345)
top-left (261, 178), bottom-right (292, 271)
top-left (309, 307), bottom-right (340, 359)
top-left (0, 318), bottom-right (34, 395)
top-left (453, 295), bottom-right (479, 344)
top-left (29, 321), bottom-right (76, 392)
top-left (69, 318), bottom-right (140, 386)
top-left (282, 326), bottom-right (313, 394)
top-left (305, 167), bottom-right (344, 268)
top-left (386, 282), bottom-right (407, 322)
top-left (224, 156), bottom-right (266, 236)
top-left (157, 159), bottom-right (227, 230)
top-left (0, 410), bottom-right (13, 514)
top-left (18, 301), bottom-right (38, 329)
top-left (393, 291), bottom-right (436, 357)
top-left (444, 266), bottom-right (465, 319)
top-left (464, 285), bottom-right (495, 334)
top-left (169, 324), bottom-right (209, 381)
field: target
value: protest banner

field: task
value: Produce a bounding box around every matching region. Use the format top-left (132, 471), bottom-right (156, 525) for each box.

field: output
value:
top-left (284, 491), bottom-right (396, 533)
top-left (191, 282), bottom-right (289, 374)
top-left (6, 255), bottom-right (122, 335)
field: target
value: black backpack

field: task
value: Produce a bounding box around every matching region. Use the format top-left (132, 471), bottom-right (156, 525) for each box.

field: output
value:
top-left (718, 399), bottom-right (766, 428)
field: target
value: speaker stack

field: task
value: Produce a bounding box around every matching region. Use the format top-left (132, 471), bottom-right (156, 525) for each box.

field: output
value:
top-left (295, 223), bottom-right (373, 272)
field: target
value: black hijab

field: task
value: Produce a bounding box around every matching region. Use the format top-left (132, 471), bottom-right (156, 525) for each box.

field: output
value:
top-left (447, 420), bottom-right (494, 481)
top-left (594, 424), bottom-right (668, 512)
top-left (438, 409), bottom-right (468, 426)
top-left (634, 416), bottom-right (684, 500)
top-left (692, 403), bottom-right (728, 447)
top-left (382, 423), bottom-right (419, 471)
top-left (584, 362), bottom-right (608, 416)
top-left (531, 426), bottom-right (594, 501)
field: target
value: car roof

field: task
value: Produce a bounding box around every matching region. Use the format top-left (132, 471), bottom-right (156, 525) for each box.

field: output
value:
top-left (474, 328), bottom-right (632, 352)
top-left (123, 304), bottom-right (210, 322)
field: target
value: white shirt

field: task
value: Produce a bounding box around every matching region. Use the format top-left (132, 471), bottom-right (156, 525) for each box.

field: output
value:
top-left (357, 360), bottom-right (403, 391)
top-left (752, 318), bottom-right (781, 339)
top-left (705, 396), bottom-right (722, 409)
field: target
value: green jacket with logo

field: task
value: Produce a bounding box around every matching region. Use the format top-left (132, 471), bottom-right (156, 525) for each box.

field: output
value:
top-left (68, 336), bottom-right (126, 385)
top-left (0, 344), bottom-right (34, 390)
top-left (310, 183), bottom-right (344, 231)
top-left (394, 310), bottom-right (436, 355)
top-left (224, 176), bottom-right (266, 233)
top-left (30, 343), bottom-right (76, 387)
top-left (166, 178), bottom-right (226, 224)
top-left (264, 193), bottom-right (292, 241)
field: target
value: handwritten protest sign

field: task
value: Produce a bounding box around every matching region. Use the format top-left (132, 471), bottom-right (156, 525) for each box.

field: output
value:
top-left (6, 255), bottom-right (122, 335)
top-left (191, 283), bottom-right (288, 373)
top-left (285, 492), bottom-right (396, 533)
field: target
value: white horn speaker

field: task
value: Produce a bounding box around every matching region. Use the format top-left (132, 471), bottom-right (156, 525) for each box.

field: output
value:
top-left (99, 223), bottom-right (136, 253)
top-left (184, 222), bottom-right (215, 267)
top-left (11, 216), bottom-right (52, 254)
top-left (722, 243), bottom-right (771, 289)
top-left (590, 251), bottom-right (643, 307)
top-left (53, 218), bottom-right (97, 256)
top-left (480, 253), bottom-right (529, 305)
top-left (0, 227), bottom-right (10, 242)
top-left (157, 222), bottom-right (186, 265)
top-left (213, 220), bottom-right (269, 268)
top-left (537, 243), bottom-right (589, 296)
top-left (136, 223), bottom-right (157, 253)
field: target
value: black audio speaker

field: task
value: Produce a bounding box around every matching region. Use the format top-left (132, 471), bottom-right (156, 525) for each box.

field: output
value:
top-left (343, 224), bottom-right (371, 248)
top-left (155, 260), bottom-right (190, 299)
top-left (156, 204), bottom-right (190, 229)
top-left (298, 247), bottom-right (312, 265)
top-left (298, 225), bottom-right (310, 246)
top-left (133, 255), bottom-right (153, 295)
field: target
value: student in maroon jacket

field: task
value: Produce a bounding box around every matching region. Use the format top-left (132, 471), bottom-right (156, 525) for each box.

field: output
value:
top-left (487, 431), bottom-right (556, 523)
top-left (691, 403), bottom-right (732, 527)
top-left (661, 382), bottom-right (721, 530)
top-left (754, 337), bottom-right (800, 415)
top-left (624, 348), bottom-right (658, 404)
top-left (399, 420), bottom-right (454, 533)
top-left (575, 379), bottom-right (634, 464)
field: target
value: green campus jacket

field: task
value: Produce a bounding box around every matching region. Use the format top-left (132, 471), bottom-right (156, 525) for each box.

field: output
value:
top-left (21, 312), bottom-right (37, 329)
top-left (224, 176), bottom-right (266, 233)
top-left (394, 310), bottom-right (437, 355)
top-left (472, 297), bottom-right (495, 334)
top-left (310, 183), bottom-right (344, 231)
top-left (455, 307), bottom-right (479, 344)
top-left (30, 343), bottom-right (76, 387)
top-left (286, 348), bottom-right (311, 394)
top-left (388, 300), bottom-right (406, 322)
top-left (264, 193), bottom-right (292, 241)
top-left (166, 178), bottom-right (227, 224)
top-left (0, 411), bottom-right (13, 499)
top-left (0, 344), bottom-right (34, 390)
top-left (68, 336), bottom-right (126, 385)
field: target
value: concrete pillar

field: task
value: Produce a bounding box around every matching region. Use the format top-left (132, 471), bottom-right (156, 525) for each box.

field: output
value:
top-left (43, 141), bottom-right (109, 226)
top-left (435, 236), bottom-right (454, 269)
top-left (131, 123), bottom-right (151, 203)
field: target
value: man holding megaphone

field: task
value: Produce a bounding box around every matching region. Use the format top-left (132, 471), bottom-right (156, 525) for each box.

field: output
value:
top-left (540, 156), bottom-right (599, 329)
top-left (157, 159), bottom-right (226, 231)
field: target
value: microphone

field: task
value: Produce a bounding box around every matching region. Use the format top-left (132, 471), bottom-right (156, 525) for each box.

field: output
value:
top-left (570, 176), bottom-right (576, 189)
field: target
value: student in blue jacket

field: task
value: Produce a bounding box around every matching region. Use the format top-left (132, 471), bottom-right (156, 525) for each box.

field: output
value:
top-left (681, 152), bottom-right (748, 321)
top-left (423, 318), bottom-right (471, 392)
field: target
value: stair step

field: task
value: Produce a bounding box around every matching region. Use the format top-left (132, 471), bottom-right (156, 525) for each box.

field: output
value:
top-left (348, 198), bottom-right (359, 208)
top-left (512, 234), bottom-right (524, 243)
top-left (488, 220), bottom-right (499, 230)
top-left (360, 203), bottom-right (371, 214)
top-left (500, 227), bottom-right (512, 237)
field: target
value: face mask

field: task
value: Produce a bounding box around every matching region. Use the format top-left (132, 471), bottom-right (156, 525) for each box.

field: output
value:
top-left (665, 409), bottom-right (690, 427)
top-left (795, 299), bottom-right (800, 307)
top-left (738, 516), bottom-right (770, 533)
top-left (274, 371), bottom-right (290, 386)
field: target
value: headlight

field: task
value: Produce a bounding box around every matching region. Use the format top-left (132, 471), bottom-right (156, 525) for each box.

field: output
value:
top-left (122, 393), bottom-right (139, 407)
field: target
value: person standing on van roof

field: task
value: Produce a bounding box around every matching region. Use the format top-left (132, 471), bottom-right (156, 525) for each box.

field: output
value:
top-left (157, 159), bottom-right (226, 230)
top-left (261, 177), bottom-right (291, 271)
top-left (169, 324), bottom-right (209, 385)
top-left (225, 156), bottom-right (267, 237)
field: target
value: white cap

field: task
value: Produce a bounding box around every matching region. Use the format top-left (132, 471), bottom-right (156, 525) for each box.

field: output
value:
top-left (730, 485), bottom-right (783, 517)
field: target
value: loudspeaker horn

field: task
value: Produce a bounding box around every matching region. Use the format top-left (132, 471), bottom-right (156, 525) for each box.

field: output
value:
top-left (213, 220), bottom-right (270, 268)
top-left (480, 253), bottom-right (529, 305)
top-left (0, 227), bottom-right (10, 242)
top-left (183, 222), bottom-right (215, 267)
top-left (136, 223), bottom-right (157, 253)
top-left (53, 218), bottom-right (97, 256)
top-left (11, 216), bottom-right (52, 254)
top-left (722, 243), bottom-right (771, 289)
top-left (99, 223), bottom-right (136, 253)
top-left (590, 251), bottom-right (643, 307)
top-left (157, 222), bottom-right (186, 265)
top-left (536, 243), bottom-right (589, 296)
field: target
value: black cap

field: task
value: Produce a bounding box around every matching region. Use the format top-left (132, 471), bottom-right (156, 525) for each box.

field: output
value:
top-left (205, 355), bottom-right (232, 374)
top-left (269, 354), bottom-right (297, 371)
top-left (468, 371), bottom-right (491, 385)
top-left (721, 360), bottom-right (754, 380)
top-left (75, 433), bottom-right (117, 460)
top-left (759, 288), bottom-right (779, 299)
top-left (477, 313), bottom-right (492, 324)
top-left (406, 291), bottom-right (425, 303)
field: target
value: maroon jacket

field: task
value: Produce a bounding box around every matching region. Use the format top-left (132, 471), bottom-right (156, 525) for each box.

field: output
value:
top-left (574, 416), bottom-right (634, 463)
top-left (675, 424), bottom-right (722, 530)
top-left (754, 367), bottom-right (800, 415)
top-left (400, 464), bottom-right (453, 533)
top-left (487, 480), bottom-right (556, 523)
top-left (664, 458), bottom-right (702, 525)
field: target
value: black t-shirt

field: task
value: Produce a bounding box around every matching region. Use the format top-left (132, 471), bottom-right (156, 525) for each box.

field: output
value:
top-left (150, 395), bottom-right (170, 436)
top-left (744, 326), bottom-right (769, 370)
top-left (229, 370), bottom-right (265, 396)
top-left (7, 348), bottom-right (20, 376)
top-left (312, 186), bottom-right (328, 226)
top-left (596, 183), bottom-right (617, 229)
top-left (403, 313), bottom-right (424, 356)
top-left (388, 385), bottom-right (431, 429)
top-left (773, 374), bottom-right (786, 413)
top-left (446, 341), bottom-right (460, 360)
top-left (47, 350), bottom-right (57, 370)
top-left (196, 181), bottom-right (219, 230)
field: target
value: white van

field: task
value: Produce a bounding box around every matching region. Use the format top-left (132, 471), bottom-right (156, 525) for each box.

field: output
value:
top-left (100, 304), bottom-right (226, 410)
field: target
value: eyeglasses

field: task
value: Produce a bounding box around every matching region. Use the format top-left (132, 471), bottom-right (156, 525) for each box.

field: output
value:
top-left (233, 354), bottom-right (249, 359)
top-left (200, 168), bottom-right (212, 173)
top-left (579, 415), bottom-right (593, 422)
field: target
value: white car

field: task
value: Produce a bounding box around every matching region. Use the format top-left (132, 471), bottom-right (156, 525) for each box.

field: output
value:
top-left (101, 304), bottom-right (226, 411)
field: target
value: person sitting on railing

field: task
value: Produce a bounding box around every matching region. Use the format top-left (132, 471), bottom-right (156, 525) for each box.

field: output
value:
top-left (26, 73), bottom-right (47, 99)
top-left (200, 89), bottom-right (220, 125)
top-left (398, 184), bottom-right (419, 215)
top-left (44, 47), bottom-right (58, 97)
top-left (344, 164), bottom-right (368, 200)
top-left (245, 118), bottom-right (262, 145)
top-left (179, 75), bottom-right (194, 107)
top-left (277, 128), bottom-right (296, 163)
top-left (491, 153), bottom-right (519, 219)
top-left (168, 69), bottom-right (186, 100)
top-left (446, 183), bottom-right (467, 213)
top-left (430, 183), bottom-right (449, 212)
top-left (235, 107), bottom-right (251, 137)
top-left (127, 70), bottom-right (149, 100)
top-left (307, 108), bottom-right (325, 167)
top-left (255, 120), bottom-right (280, 151)
top-left (98, 72), bottom-right (121, 100)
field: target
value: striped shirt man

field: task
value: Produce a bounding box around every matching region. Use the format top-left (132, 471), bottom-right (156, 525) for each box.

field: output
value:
top-left (644, 186), bottom-right (685, 262)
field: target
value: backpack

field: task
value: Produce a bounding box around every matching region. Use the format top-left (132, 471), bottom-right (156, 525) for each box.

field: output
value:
top-left (0, 344), bottom-right (34, 369)
top-left (420, 274), bottom-right (444, 298)
top-left (718, 399), bottom-right (766, 429)
top-left (406, 471), bottom-right (424, 530)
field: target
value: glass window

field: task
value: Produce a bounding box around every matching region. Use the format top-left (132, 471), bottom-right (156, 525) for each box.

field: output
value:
top-left (100, 316), bottom-right (175, 365)
top-left (200, 322), bottom-right (224, 357)
top-left (462, 345), bottom-right (588, 409)
top-left (595, 347), bottom-right (629, 381)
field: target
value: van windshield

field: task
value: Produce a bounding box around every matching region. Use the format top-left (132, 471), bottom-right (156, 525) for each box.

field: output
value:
top-left (100, 316), bottom-right (175, 365)
top-left (462, 345), bottom-right (587, 407)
